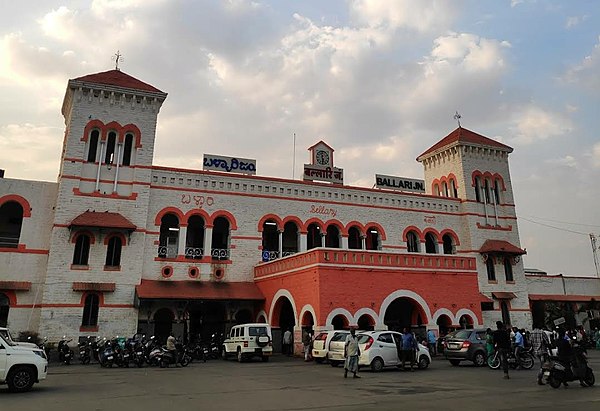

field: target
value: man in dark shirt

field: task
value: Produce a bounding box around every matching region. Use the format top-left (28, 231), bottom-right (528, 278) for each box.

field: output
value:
top-left (493, 321), bottom-right (511, 379)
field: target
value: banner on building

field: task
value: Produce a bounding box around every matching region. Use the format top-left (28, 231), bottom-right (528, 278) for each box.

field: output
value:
top-left (203, 154), bottom-right (256, 175)
top-left (375, 174), bottom-right (425, 193)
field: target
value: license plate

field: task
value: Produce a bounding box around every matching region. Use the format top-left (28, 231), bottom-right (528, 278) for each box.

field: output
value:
top-left (107, 356), bottom-right (113, 360)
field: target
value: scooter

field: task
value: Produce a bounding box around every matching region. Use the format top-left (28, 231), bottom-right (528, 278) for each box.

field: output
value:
top-left (158, 339), bottom-right (191, 368)
top-left (98, 338), bottom-right (116, 367)
top-left (78, 337), bottom-right (93, 364)
top-left (58, 337), bottom-right (74, 365)
top-left (544, 344), bottom-right (595, 388)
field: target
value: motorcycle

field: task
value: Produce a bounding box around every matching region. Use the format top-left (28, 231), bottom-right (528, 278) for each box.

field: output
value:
top-left (58, 337), bottom-right (74, 365)
top-left (146, 337), bottom-right (163, 366)
top-left (207, 333), bottom-right (224, 360)
top-left (544, 344), bottom-right (595, 388)
top-left (98, 338), bottom-right (116, 367)
top-left (487, 346), bottom-right (535, 370)
top-left (129, 337), bottom-right (146, 368)
top-left (78, 337), bottom-right (93, 364)
top-left (187, 341), bottom-right (208, 363)
top-left (158, 339), bottom-right (191, 368)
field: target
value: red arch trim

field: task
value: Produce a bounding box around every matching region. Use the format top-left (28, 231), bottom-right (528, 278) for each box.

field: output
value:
top-left (344, 221), bottom-right (365, 236)
top-left (324, 219), bottom-right (345, 235)
top-left (364, 222), bottom-right (387, 241)
top-left (257, 214), bottom-right (283, 232)
top-left (402, 226), bottom-right (423, 242)
top-left (303, 217), bottom-right (325, 232)
top-left (120, 124), bottom-right (142, 147)
top-left (0, 195), bottom-right (32, 217)
top-left (282, 216), bottom-right (303, 228)
top-left (210, 210), bottom-right (238, 230)
top-left (81, 120), bottom-right (143, 148)
top-left (79, 291), bottom-right (105, 306)
top-left (154, 207), bottom-right (184, 226)
top-left (440, 229), bottom-right (461, 246)
top-left (103, 232), bottom-right (127, 246)
top-left (71, 230), bottom-right (96, 245)
top-left (0, 290), bottom-right (17, 305)
top-left (422, 228), bottom-right (441, 242)
top-left (447, 173), bottom-right (459, 190)
top-left (183, 209), bottom-right (210, 225)
top-left (82, 120), bottom-right (105, 142)
top-left (471, 170), bottom-right (505, 191)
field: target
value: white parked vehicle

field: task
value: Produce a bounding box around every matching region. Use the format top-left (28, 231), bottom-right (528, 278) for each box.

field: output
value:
top-left (312, 330), bottom-right (349, 364)
top-left (357, 331), bottom-right (431, 372)
top-left (222, 323), bottom-right (273, 362)
top-left (0, 327), bottom-right (48, 392)
top-left (326, 331), bottom-right (353, 367)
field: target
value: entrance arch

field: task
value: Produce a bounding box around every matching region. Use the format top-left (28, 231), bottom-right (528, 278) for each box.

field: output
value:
top-left (379, 290), bottom-right (432, 331)
top-left (436, 314), bottom-right (452, 335)
top-left (331, 314), bottom-right (349, 330)
top-left (357, 314), bottom-right (375, 331)
top-left (153, 308), bottom-right (175, 343)
top-left (459, 314), bottom-right (474, 329)
top-left (270, 292), bottom-right (297, 354)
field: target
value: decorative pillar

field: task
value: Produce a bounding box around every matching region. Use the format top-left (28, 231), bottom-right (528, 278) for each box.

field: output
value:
top-left (299, 233), bottom-right (307, 252)
top-left (178, 226), bottom-right (187, 257)
top-left (95, 142), bottom-right (105, 191)
top-left (360, 235), bottom-right (366, 250)
top-left (278, 229), bottom-right (283, 258)
top-left (203, 227), bottom-right (213, 258)
top-left (341, 235), bottom-right (349, 249)
top-left (113, 143), bottom-right (122, 193)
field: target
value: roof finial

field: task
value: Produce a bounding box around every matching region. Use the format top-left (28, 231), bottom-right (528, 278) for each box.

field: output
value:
top-left (453, 111), bottom-right (462, 128)
top-left (112, 50), bottom-right (123, 71)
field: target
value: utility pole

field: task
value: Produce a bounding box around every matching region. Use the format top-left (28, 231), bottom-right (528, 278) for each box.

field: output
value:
top-left (591, 233), bottom-right (600, 278)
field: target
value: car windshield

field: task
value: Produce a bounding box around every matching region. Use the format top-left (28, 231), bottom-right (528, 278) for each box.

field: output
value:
top-left (452, 330), bottom-right (472, 340)
top-left (248, 326), bottom-right (268, 336)
top-left (357, 334), bottom-right (371, 344)
top-left (0, 329), bottom-right (17, 346)
top-left (330, 333), bottom-right (348, 342)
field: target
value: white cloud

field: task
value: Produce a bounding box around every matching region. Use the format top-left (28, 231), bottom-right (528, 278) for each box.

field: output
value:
top-left (593, 142), bottom-right (600, 168)
top-left (38, 7), bottom-right (78, 41)
top-left (564, 36), bottom-right (600, 91)
top-left (510, 105), bottom-right (573, 145)
top-left (545, 155), bottom-right (577, 168)
top-left (565, 15), bottom-right (588, 29)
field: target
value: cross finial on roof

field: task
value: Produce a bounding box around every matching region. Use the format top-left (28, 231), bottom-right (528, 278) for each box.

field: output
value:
top-left (112, 50), bottom-right (123, 70)
top-left (454, 111), bottom-right (462, 128)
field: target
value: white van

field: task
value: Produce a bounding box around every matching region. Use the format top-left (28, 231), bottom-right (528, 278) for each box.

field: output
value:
top-left (0, 327), bottom-right (48, 392)
top-left (222, 323), bottom-right (273, 362)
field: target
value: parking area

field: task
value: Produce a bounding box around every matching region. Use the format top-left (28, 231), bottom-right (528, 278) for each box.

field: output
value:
top-left (1, 352), bottom-right (599, 411)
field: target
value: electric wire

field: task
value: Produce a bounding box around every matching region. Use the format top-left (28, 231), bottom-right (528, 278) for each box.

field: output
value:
top-left (518, 216), bottom-right (589, 236)
top-left (520, 214), bottom-right (600, 228)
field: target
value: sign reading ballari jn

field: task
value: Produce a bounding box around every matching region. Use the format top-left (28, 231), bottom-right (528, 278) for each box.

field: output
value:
top-left (375, 174), bottom-right (425, 193)
top-left (203, 154), bottom-right (256, 175)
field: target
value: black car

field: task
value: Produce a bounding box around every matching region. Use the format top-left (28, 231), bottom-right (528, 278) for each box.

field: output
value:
top-left (444, 329), bottom-right (488, 366)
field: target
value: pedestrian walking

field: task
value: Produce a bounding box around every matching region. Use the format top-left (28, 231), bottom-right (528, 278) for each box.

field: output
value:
top-left (303, 330), bottom-right (313, 361)
top-left (530, 327), bottom-right (550, 385)
top-left (400, 328), bottom-right (417, 371)
top-left (344, 328), bottom-right (361, 379)
top-left (283, 328), bottom-right (292, 356)
top-left (427, 329), bottom-right (437, 356)
top-left (493, 321), bottom-right (511, 379)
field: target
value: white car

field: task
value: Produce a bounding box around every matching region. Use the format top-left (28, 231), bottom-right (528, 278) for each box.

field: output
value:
top-left (326, 331), bottom-right (353, 367)
top-left (312, 330), bottom-right (349, 363)
top-left (357, 331), bottom-right (431, 372)
top-left (221, 323), bottom-right (273, 362)
top-left (0, 327), bottom-right (48, 392)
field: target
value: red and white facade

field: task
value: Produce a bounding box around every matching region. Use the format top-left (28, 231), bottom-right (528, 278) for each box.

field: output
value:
top-left (3, 69), bottom-right (589, 348)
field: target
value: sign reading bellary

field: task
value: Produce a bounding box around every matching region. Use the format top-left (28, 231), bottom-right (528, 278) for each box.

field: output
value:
top-left (203, 154), bottom-right (256, 175)
top-left (375, 174), bottom-right (425, 193)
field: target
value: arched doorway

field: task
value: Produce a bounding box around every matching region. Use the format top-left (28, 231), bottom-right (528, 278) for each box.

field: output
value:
top-left (365, 228), bottom-right (380, 250)
top-left (0, 292), bottom-right (9, 327)
top-left (154, 308), bottom-right (175, 343)
top-left (272, 297), bottom-right (296, 353)
top-left (436, 314), bottom-right (452, 335)
top-left (301, 311), bottom-right (315, 336)
top-left (188, 301), bottom-right (226, 342)
top-left (348, 226), bottom-right (362, 249)
top-left (282, 221), bottom-right (299, 256)
top-left (307, 223), bottom-right (322, 250)
top-left (325, 225), bottom-right (340, 248)
top-left (331, 314), bottom-right (349, 330)
top-left (235, 309), bottom-right (253, 324)
top-left (185, 215), bottom-right (205, 260)
top-left (383, 297), bottom-right (427, 333)
top-left (459, 314), bottom-right (474, 329)
top-left (357, 314), bottom-right (375, 331)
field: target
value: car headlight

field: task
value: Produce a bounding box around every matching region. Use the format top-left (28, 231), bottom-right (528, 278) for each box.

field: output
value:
top-left (33, 350), bottom-right (47, 359)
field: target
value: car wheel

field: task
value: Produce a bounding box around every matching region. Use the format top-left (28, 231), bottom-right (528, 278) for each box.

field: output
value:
top-left (7, 366), bottom-right (35, 393)
top-left (221, 347), bottom-right (228, 360)
top-left (371, 357), bottom-right (384, 372)
top-left (449, 359), bottom-right (461, 366)
top-left (473, 352), bottom-right (486, 367)
top-left (330, 361), bottom-right (339, 367)
top-left (315, 357), bottom-right (324, 364)
top-left (548, 374), bottom-right (562, 389)
top-left (237, 348), bottom-right (243, 363)
top-left (418, 355), bottom-right (430, 370)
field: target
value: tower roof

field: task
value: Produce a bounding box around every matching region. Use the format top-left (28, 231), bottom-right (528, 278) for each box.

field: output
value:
top-left (417, 127), bottom-right (513, 161)
top-left (71, 69), bottom-right (164, 94)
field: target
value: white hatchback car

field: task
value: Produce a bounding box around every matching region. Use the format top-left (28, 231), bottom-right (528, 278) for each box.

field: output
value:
top-left (221, 323), bottom-right (273, 362)
top-left (357, 331), bottom-right (431, 372)
top-left (312, 330), bottom-right (349, 364)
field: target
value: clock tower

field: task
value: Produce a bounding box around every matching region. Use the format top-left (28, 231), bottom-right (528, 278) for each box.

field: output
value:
top-left (303, 141), bottom-right (343, 184)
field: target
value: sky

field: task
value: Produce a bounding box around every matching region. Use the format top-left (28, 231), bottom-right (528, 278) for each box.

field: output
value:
top-left (0, 0), bottom-right (599, 277)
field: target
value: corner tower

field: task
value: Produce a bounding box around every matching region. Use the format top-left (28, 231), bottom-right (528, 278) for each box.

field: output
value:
top-left (417, 127), bottom-right (532, 329)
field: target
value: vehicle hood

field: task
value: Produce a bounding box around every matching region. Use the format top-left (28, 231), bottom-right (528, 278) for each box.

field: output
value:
top-left (16, 342), bottom-right (39, 348)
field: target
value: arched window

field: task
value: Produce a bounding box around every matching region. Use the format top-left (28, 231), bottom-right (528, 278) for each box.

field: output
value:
top-left (493, 180), bottom-right (501, 204)
top-left (504, 257), bottom-right (514, 282)
top-left (486, 257), bottom-right (496, 281)
top-left (451, 179), bottom-right (458, 198)
top-left (442, 182), bottom-right (449, 197)
top-left (122, 133), bottom-right (134, 166)
top-left (325, 225), bottom-right (340, 248)
top-left (307, 223), bottom-right (322, 250)
top-left (73, 234), bottom-right (91, 265)
top-left (158, 214), bottom-right (179, 258)
top-left (0, 292), bottom-right (9, 327)
top-left (484, 179), bottom-right (491, 203)
top-left (185, 215), bottom-right (205, 260)
top-left (0, 201), bottom-right (24, 248)
top-left (81, 293), bottom-right (100, 327)
top-left (406, 231), bottom-right (420, 253)
top-left (87, 129), bottom-right (100, 162)
top-left (105, 131), bottom-right (117, 164)
top-left (105, 236), bottom-right (122, 267)
top-left (348, 226), bottom-right (362, 249)
top-left (282, 221), bottom-right (299, 256)
top-left (211, 216), bottom-right (230, 260)
top-left (366, 228), bottom-right (381, 250)
top-left (442, 234), bottom-right (455, 255)
top-left (261, 219), bottom-right (279, 259)
top-left (425, 232), bottom-right (438, 254)
top-left (474, 176), bottom-right (482, 202)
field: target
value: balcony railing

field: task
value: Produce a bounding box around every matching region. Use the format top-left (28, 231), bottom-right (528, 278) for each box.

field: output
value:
top-left (157, 245), bottom-right (178, 259)
top-left (211, 248), bottom-right (230, 261)
top-left (185, 247), bottom-right (204, 260)
top-left (261, 250), bottom-right (298, 262)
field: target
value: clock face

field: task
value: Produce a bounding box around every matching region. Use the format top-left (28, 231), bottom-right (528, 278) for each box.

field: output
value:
top-left (316, 150), bottom-right (330, 165)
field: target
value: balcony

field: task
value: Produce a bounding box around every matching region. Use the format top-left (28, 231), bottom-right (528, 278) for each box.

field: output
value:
top-left (157, 246), bottom-right (231, 261)
top-left (254, 248), bottom-right (477, 279)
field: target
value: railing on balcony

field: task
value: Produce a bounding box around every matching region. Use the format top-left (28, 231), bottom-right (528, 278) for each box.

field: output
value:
top-left (0, 236), bottom-right (19, 248)
top-left (261, 250), bottom-right (298, 262)
top-left (185, 247), bottom-right (204, 260)
top-left (211, 248), bottom-right (230, 261)
top-left (157, 245), bottom-right (178, 259)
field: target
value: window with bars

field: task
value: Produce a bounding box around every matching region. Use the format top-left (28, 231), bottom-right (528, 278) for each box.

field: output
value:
top-left (105, 236), bottom-right (122, 267)
top-left (73, 234), bottom-right (91, 265)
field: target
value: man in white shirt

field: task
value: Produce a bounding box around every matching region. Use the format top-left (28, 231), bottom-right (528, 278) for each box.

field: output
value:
top-left (344, 328), bottom-right (361, 379)
top-left (283, 329), bottom-right (292, 356)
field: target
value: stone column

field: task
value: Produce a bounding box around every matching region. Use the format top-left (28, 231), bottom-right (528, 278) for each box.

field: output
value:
top-left (203, 226), bottom-right (213, 258)
top-left (178, 226), bottom-right (187, 257)
top-left (278, 229), bottom-right (283, 258)
top-left (299, 233), bottom-right (307, 252)
top-left (341, 235), bottom-right (349, 249)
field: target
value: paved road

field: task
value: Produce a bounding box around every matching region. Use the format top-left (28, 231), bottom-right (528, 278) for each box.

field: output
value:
top-left (2, 352), bottom-right (599, 411)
